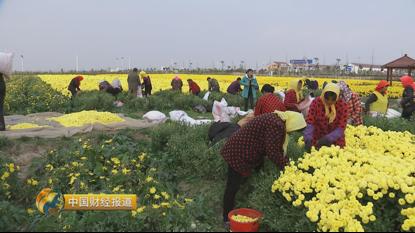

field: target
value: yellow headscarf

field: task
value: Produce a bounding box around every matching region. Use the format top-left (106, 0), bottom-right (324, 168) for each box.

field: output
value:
top-left (289, 80), bottom-right (304, 102)
top-left (275, 111), bottom-right (307, 155)
top-left (321, 83), bottom-right (340, 124)
top-left (139, 71), bottom-right (149, 79)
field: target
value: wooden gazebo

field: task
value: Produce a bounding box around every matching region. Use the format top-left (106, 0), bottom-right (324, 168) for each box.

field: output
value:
top-left (382, 54), bottom-right (415, 85)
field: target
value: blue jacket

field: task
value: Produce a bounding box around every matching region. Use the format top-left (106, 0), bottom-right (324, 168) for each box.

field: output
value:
top-left (240, 75), bottom-right (259, 99)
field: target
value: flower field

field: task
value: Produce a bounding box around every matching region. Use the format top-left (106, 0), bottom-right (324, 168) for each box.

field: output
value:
top-left (274, 125), bottom-right (415, 232)
top-left (0, 75), bottom-right (414, 232)
top-left (39, 74), bottom-right (405, 98)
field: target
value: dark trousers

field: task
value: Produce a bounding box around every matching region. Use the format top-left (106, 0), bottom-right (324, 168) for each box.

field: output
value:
top-left (244, 95), bottom-right (255, 111)
top-left (223, 166), bottom-right (245, 222)
top-left (144, 88), bottom-right (152, 97)
top-left (402, 105), bottom-right (415, 119)
top-left (0, 76), bottom-right (5, 131)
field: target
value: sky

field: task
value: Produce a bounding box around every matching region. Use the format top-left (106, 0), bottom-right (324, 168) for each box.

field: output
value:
top-left (0, 0), bottom-right (414, 71)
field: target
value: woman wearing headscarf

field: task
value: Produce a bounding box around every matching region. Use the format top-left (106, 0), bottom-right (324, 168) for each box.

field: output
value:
top-left (365, 80), bottom-right (390, 116)
top-left (338, 81), bottom-right (363, 126)
top-left (400, 76), bottom-right (415, 119)
top-left (221, 111), bottom-right (306, 224)
top-left (68, 75), bottom-right (84, 97)
top-left (254, 84), bottom-right (286, 116)
top-left (171, 76), bottom-right (183, 92)
top-left (284, 79), bottom-right (304, 112)
top-left (304, 83), bottom-right (349, 151)
top-left (111, 79), bottom-right (123, 95)
top-left (140, 71), bottom-right (152, 97)
top-left (187, 79), bottom-right (201, 96)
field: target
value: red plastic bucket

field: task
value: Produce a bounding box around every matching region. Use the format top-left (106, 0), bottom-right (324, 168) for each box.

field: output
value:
top-left (228, 208), bottom-right (263, 232)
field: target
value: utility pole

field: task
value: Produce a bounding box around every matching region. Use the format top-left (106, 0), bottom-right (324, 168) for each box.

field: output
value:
top-left (20, 55), bottom-right (24, 72)
top-left (128, 57), bottom-right (131, 70)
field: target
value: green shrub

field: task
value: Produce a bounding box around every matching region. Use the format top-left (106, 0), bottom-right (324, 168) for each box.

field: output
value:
top-left (70, 91), bottom-right (116, 112)
top-left (4, 75), bottom-right (70, 115)
top-left (364, 116), bottom-right (415, 134)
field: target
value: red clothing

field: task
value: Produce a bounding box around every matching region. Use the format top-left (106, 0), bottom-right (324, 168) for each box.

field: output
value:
top-left (284, 89), bottom-right (300, 112)
top-left (254, 94), bottom-right (286, 116)
top-left (306, 97), bottom-right (349, 148)
top-left (221, 113), bottom-right (288, 176)
top-left (189, 82), bottom-right (201, 95)
top-left (346, 93), bottom-right (363, 126)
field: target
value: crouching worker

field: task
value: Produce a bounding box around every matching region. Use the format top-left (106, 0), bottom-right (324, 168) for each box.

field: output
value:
top-left (221, 111), bottom-right (306, 224)
top-left (99, 79), bottom-right (123, 97)
top-left (304, 83), bottom-right (349, 152)
top-left (68, 76), bottom-right (84, 97)
top-left (254, 84), bottom-right (286, 116)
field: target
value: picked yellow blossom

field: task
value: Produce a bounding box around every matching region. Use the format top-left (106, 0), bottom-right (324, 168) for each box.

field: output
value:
top-left (8, 123), bottom-right (43, 130)
top-left (231, 215), bottom-right (258, 223)
top-left (48, 111), bottom-right (124, 127)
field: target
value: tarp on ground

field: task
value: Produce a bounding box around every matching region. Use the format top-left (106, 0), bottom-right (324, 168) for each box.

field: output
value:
top-left (0, 112), bottom-right (156, 139)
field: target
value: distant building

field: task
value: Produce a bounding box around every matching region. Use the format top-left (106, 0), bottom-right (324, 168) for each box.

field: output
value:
top-left (266, 61), bottom-right (290, 72)
top-left (347, 63), bottom-right (383, 74)
top-left (289, 59), bottom-right (317, 72)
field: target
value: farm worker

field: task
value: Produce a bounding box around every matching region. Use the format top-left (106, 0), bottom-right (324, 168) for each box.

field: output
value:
top-left (99, 80), bottom-right (112, 91)
top-left (304, 83), bottom-right (349, 152)
top-left (240, 69), bottom-right (259, 111)
top-left (171, 76), bottom-right (183, 92)
top-left (0, 73), bottom-right (6, 131)
top-left (400, 75), bottom-right (415, 119)
top-left (111, 79), bottom-right (123, 96)
top-left (227, 77), bottom-right (242, 95)
top-left (254, 84), bottom-right (286, 116)
top-left (221, 111), bottom-right (306, 223)
top-left (207, 77), bottom-right (220, 92)
top-left (127, 68), bottom-right (141, 96)
top-left (68, 75), bottom-right (84, 97)
top-left (365, 80), bottom-right (390, 116)
top-left (304, 79), bottom-right (319, 97)
top-left (304, 79), bottom-right (319, 91)
top-left (338, 81), bottom-right (363, 126)
top-left (284, 79), bottom-right (304, 112)
top-left (140, 71), bottom-right (152, 97)
top-left (187, 79), bottom-right (201, 96)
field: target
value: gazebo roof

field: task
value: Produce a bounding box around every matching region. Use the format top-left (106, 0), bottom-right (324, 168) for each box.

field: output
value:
top-left (382, 54), bottom-right (415, 69)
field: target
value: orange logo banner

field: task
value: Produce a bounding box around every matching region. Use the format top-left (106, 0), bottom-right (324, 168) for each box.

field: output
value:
top-left (63, 194), bottom-right (137, 211)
